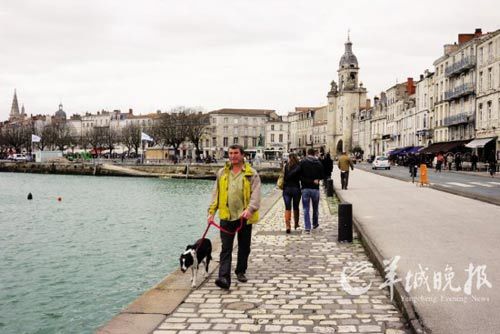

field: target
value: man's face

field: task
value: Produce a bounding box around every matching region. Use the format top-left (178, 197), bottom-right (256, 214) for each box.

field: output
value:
top-left (229, 148), bottom-right (244, 166)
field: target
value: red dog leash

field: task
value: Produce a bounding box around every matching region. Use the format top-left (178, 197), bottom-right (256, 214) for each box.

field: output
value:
top-left (196, 217), bottom-right (246, 251)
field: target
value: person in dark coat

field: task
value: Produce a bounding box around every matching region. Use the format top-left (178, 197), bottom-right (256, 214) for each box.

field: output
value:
top-left (297, 148), bottom-right (324, 232)
top-left (471, 153), bottom-right (478, 172)
top-left (455, 153), bottom-right (462, 171)
top-left (282, 153), bottom-right (301, 233)
top-left (488, 155), bottom-right (497, 177)
top-left (322, 153), bottom-right (334, 184)
top-left (407, 153), bottom-right (418, 181)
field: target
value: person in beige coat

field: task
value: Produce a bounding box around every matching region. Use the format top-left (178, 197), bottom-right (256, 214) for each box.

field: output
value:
top-left (338, 152), bottom-right (354, 190)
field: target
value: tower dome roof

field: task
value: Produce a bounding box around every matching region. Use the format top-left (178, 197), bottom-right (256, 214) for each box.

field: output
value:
top-left (339, 38), bottom-right (358, 69)
top-left (55, 103), bottom-right (67, 120)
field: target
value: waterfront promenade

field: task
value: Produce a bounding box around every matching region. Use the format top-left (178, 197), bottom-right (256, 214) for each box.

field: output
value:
top-left (123, 192), bottom-right (410, 334)
top-left (332, 167), bottom-right (500, 334)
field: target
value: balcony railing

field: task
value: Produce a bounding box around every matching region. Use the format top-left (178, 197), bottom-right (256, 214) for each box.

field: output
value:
top-left (416, 129), bottom-right (433, 138)
top-left (443, 112), bottom-right (475, 126)
top-left (444, 82), bottom-right (475, 101)
top-left (445, 57), bottom-right (476, 77)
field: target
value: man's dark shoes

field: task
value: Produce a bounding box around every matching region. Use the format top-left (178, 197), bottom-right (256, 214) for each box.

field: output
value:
top-left (313, 224), bottom-right (319, 230)
top-left (236, 273), bottom-right (248, 283)
top-left (215, 277), bottom-right (230, 290)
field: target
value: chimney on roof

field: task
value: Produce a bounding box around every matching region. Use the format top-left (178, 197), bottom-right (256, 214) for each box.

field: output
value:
top-left (129, 108), bottom-right (133, 114)
top-left (420, 74), bottom-right (424, 80)
top-left (474, 28), bottom-right (482, 37)
top-left (406, 78), bottom-right (415, 95)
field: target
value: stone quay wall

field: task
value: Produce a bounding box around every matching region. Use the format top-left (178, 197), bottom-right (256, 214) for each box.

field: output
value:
top-left (0, 161), bottom-right (281, 181)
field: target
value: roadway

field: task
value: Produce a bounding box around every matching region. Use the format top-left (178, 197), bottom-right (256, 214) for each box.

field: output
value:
top-left (332, 167), bottom-right (500, 334)
top-left (354, 162), bottom-right (500, 206)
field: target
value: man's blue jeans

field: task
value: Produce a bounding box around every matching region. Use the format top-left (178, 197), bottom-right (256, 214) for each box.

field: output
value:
top-left (301, 188), bottom-right (320, 231)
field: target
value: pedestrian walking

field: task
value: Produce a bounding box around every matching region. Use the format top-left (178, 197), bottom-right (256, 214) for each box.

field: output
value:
top-left (471, 153), bottom-right (478, 172)
top-left (455, 153), bottom-right (462, 171)
top-left (436, 152), bottom-right (444, 172)
top-left (338, 151), bottom-right (354, 190)
top-left (488, 155), bottom-right (497, 178)
top-left (281, 153), bottom-right (301, 233)
top-left (208, 144), bottom-right (261, 290)
top-left (408, 153), bottom-right (418, 182)
top-left (321, 152), bottom-right (334, 185)
top-left (294, 148), bottom-right (324, 233)
top-left (446, 153), bottom-right (454, 171)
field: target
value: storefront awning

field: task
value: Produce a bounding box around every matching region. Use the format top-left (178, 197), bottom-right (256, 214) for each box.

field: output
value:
top-left (406, 146), bottom-right (423, 154)
top-left (420, 140), bottom-right (471, 154)
top-left (388, 146), bottom-right (417, 156)
top-left (465, 137), bottom-right (496, 148)
top-left (388, 148), bottom-right (404, 155)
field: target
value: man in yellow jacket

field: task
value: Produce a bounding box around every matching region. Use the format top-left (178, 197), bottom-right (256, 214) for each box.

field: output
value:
top-left (338, 151), bottom-right (354, 190)
top-left (208, 144), bottom-right (261, 289)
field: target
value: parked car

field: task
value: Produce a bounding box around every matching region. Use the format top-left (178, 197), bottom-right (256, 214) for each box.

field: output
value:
top-left (8, 154), bottom-right (28, 162)
top-left (372, 156), bottom-right (390, 170)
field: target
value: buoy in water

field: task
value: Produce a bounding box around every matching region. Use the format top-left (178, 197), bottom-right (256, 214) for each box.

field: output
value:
top-left (27, 193), bottom-right (33, 200)
top-left (57, 197), bottom-right (62, 202)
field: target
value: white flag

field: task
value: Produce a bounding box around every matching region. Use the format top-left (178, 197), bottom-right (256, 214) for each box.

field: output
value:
top-left (141, 132), bottom-right (153, 142)
top-left (31, 134), bottom-right (42, 143)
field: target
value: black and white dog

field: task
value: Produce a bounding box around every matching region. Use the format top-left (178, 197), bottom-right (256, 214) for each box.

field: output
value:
top-left (179, 238), bottom-right (212, 287)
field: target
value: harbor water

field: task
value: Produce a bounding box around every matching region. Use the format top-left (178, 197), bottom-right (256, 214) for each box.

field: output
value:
top-left (0, 173), bottom-right (273, 333)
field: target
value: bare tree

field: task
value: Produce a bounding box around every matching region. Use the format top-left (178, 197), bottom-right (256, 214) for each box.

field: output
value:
top-left (52, 122), bottom-right (73, 152)
top-left (185, 111), bottom-right (210, 159)
top-left (158, 107), bottom-right (209, 157)
top-left (121, 123), bottom-right (141, 155)
top-left (1, 124), bottom-right (30, 153)
top-left (102, 127), bottom-right (120, 157)
top-left (85, 127), bottom-right (106, 156)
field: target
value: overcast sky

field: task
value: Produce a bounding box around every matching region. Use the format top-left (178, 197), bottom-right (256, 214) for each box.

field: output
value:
top-left (1, 0), bottom-right (499, 120)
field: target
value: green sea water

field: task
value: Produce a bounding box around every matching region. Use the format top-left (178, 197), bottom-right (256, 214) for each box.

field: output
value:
top-left (0, 173), bottom-right (273, 333)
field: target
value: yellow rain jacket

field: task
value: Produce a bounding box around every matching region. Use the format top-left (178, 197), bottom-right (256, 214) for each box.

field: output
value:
top-left (208, 162), bottom-right (261, 224)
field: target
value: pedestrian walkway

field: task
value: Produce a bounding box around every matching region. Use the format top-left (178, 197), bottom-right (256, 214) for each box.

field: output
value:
top-left (153, 195), bottom-right (409, 334)
top-left (332, 167), bottom-right (500, 334)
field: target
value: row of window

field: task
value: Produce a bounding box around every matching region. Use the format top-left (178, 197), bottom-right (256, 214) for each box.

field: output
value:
top-left (222, 126), bottom-right (263, 135)
top-left (478, 99), bottom-right (500, 126)
top-left (478, 65), bottom-right (500, 92)
top-left (212, 117), bottom-right (266, 125)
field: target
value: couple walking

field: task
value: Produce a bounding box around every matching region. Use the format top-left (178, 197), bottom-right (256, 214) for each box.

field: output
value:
top-left (281, 148), bottom-right (325, 234)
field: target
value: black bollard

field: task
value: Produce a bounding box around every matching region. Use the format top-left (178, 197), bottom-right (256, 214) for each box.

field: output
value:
top-left (326, 179), bottom-right (334, 197)
top-left (338, 202), bottom-right (352, 242)
top-left (27, 192), bottom-right (33, 200)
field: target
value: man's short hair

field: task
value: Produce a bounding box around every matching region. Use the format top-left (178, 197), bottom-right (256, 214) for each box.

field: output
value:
top-left (229, 144), bottom-right (245, 154)
top-left (307, 148), bottom-right (316, 156)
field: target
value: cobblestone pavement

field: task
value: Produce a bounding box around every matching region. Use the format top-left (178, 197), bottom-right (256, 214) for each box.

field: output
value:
top-left (154, 195), bottom-right (411, 334)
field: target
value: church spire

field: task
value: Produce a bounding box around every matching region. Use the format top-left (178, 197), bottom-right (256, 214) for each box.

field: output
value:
top-left (9, 89), bottom-right (20, 120)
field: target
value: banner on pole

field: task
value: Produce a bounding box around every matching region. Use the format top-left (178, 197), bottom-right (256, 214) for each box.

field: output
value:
top-left (141, 132), bottom-right (153, 142)
top-left (31, 134), bottom-right (42, 143)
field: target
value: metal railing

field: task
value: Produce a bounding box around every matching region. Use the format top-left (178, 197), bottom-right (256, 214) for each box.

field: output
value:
top-left (444, 82), bottom-right (475, 101)
top-left (445, 57), bottom-right (476, 77)
top-left (443, 111), bottom-right (475, 126)
top-left (416, 129), bottom-right (433, 138)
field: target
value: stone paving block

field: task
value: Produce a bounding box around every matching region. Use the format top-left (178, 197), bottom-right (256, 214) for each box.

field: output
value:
top-left (153, 196), bottom-right (409, 333)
